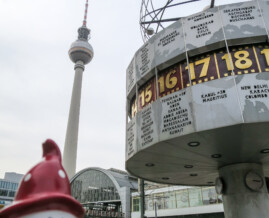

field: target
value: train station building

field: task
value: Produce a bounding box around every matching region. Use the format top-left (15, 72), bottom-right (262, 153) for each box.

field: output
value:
top-left (70, 167), bottom-right (138, 217)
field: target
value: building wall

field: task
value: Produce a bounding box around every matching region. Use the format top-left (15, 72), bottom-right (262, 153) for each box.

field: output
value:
top-left (119, 187), bottom-right (131, 218)
top-left (0, 180), bottom-right (20, 199)
top-left (132, 204), bottom-right (224, 218)
top-left (154, 212), bottom-right (224, 218)
top-left (4, 172), bottom-right (23, 183)
top-left (0, 172), bottom-right (23, 209)
top-left (132, 185), bottom-right (224, 218)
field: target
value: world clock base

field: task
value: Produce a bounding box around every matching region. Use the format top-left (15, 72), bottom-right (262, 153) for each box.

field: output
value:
top-left (219, 163), bottom-right (269, 218)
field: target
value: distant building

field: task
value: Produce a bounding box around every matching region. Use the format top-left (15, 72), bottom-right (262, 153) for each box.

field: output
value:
top-left (0, 172), bottom-right (23, 209)
top-left (70, 167), bottom-right (137, 218)
top-left (131, 181), bottom-right (224, 218)
top-left (3, 172), bottom-right (23, 183)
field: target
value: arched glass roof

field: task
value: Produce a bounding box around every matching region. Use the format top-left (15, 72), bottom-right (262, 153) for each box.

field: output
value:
top-left (70, 167), bottom-right (137, 204)
top-left (108, 168), bottom-right (138, 189)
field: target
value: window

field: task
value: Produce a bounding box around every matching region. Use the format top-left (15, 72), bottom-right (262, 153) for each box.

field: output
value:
top-left (188, 188), bottom-right (203, 207)
top-left (145, 195), bottom-right (154, 211)
top-left (202, 187), bottom-right (217, 205)
top-left (6, 182), bottom-right (10, 189)
top-left (153, 193), bottom-right (165, 210)
top-left (8, 191), bottom-right (15, 197)
top-left (0, 189), bottom-right (8, 196)
top-left (164, 191), bottom-right (175, 209)
top-left (132, 198), bottom-right (140, 212)
top-left (12, 183), bottom-right (17, 191)
top-left (175, 189), bottom-right (189, 208)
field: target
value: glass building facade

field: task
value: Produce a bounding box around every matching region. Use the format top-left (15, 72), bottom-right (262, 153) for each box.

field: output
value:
top-left (132, 185), bottom-right (224, 218)
top-left (71, 169), bottom-right (120, 203)
top-left (0, 180), bottom-right (18, 198)
top-left (0, 173), bottom-right (23, 209)
top-left (70, 167), bottom-right (138, 218)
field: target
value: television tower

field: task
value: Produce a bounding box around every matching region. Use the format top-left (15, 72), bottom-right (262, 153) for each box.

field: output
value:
top-left (63, 0), bottom-right (94, 179)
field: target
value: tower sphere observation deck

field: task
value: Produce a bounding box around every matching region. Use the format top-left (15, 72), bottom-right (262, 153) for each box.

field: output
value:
top-left (69, 26), bottom-right (94, 65)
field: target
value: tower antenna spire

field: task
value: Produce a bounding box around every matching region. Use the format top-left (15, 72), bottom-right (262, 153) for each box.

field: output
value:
top-left (83, 0), bottom-right (89, 26)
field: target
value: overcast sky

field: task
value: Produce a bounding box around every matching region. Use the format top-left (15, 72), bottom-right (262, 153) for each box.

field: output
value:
top-left (0, 0), bottom-right (249, 179)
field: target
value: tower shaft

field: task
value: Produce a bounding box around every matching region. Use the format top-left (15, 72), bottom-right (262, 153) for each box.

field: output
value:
top-left (63, 61), bottom-right (85, 179)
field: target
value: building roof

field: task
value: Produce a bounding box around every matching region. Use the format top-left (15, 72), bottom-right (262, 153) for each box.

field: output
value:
top-left (70, 167), bottom-right (138, 190)
top-left (108, 168), bottom-right (138, 190)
